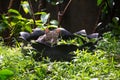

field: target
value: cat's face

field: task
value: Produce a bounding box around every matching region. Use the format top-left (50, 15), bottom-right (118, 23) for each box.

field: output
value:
top-left (45, 28), bottom-right (61, 43)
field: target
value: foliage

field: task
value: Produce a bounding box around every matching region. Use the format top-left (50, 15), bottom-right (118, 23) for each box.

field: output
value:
top-left (21, 1), bottom-right (31, 14)
top-left (97, 32), bottom-right (120, 56)
top-left (0, 8), bottom-right (58, 46)
top-left (46, 0), bottom-right (64, 5)
top-left (0, 69), bottom-right (14, 80)
top-left (0, 44), bottom-right (47, 79)
top-left (0, 32), bottom-right (120, 79)
top-left (97, 0), bottom-right (103, 6)
top-left (0, 9), bottom-right (58, 36)
top-left (0, 9), bottom-right (33, 42)
top-left (0, 0), bottom-right (120, 79)
top-left (96, 0), bottom-right (120, 36)
top-left (110, 17), bottom-right (120, 37)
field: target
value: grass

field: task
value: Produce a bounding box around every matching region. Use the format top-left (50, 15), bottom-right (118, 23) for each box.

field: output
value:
top-left (0, 32), bottom-right (120, 80)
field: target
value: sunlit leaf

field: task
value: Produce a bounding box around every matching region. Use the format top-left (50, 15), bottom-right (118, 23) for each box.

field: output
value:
top-left (50, 20), bottom-right (59, 26)
top-left (21, 1), bottom-right (31, 14)
top-left (41, 13), bottom-right (50, 24)
top-left (25, 26), bottom-right (32, 32)
top-left (8, 9), bottom-right (21, 16)
top-left (34, 12), bottom-right (46, 15)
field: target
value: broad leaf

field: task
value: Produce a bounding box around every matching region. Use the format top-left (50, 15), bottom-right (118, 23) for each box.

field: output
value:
top-left (0, 69), bottom-right (14, 80)
top-left (21, 1), bottom-right (31, 14)
top-left (8, 9), bottom-right (21, 16)
top-left (41, 13), bottom-right (50, 25)
top-left (97, 0), bottom-right (102, 6)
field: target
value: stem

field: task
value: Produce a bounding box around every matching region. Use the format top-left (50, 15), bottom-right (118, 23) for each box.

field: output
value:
top-left (28, 0), bottom-right (36, 28)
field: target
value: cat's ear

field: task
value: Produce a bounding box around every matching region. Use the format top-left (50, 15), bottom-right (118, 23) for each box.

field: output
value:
top-left (45, 28), bottom-right (50, 34)
top-left (55, 28), bottom-right (61, 33)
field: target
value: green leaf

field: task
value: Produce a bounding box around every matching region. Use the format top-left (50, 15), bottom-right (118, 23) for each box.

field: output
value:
top-left (8, 9), bottom-right (21, 16)
top-left (34, 12), bottom-right (46, 15)
top-left (25, 26), bottom-right (32, 32)
top-left (50, 20), bottom-right (59, 26)
top-left (0, 69), bottom-right (14, 76)
top-left (0, 69), bottom-right (14, 80)
top-left (97, 0), bottom-right (102, 6)
top-left (0, 23), bottom-right (9, 32)
top-left (41, 13), bottom-right (50, 24)
top-left (21, 1), bottom-right (31, 14)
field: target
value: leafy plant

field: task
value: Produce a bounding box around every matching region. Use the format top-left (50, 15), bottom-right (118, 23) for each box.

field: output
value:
top-left (0, 8), bottom-right (57, 45)
top-left (1, 31), bottom-right (120, 79)
top-left (110, 17), bottom-right (120, 38)
top-left (0, 0), bottom-right (120, 79)
top-left (96, 0), bottom-right (120, 36)
top-left (97, 32), bottom-right (120, 55)
top-left (0, 69), bottom-right (14, 80)
top-left (21, 1), bottom-right (31, 14)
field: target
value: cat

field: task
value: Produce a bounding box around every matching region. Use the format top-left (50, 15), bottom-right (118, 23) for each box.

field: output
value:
top-left (36, 28), bottom-right (60, 45)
